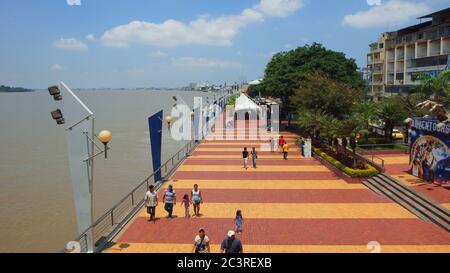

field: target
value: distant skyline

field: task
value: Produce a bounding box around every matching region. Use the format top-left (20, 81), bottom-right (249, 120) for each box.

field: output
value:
top-left (0, 0), bottom-right (448, 88)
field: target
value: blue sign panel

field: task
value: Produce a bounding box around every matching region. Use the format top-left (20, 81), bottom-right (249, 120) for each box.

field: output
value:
top-left (409, 118), bottom-right (450, 188)
top-left (148, 110), bottom-right (163, 182)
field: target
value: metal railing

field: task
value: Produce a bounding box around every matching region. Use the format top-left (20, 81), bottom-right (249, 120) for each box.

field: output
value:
top-left (355, 147), bottom-right (385, 171)
top-left (355, 143), bottom-right (409, 172)
top-left (62, 139), bottom-right (199, 253)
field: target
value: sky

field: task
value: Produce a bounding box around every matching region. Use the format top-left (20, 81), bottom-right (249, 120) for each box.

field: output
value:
top-left (0, 0), bottom-right (448, 89)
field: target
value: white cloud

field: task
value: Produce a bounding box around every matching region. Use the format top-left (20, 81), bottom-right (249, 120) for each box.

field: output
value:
top-left (343, 0), bottom-right (431, 28)
top-left (50, 64), bottom-right (63, 72)
top-left (85, 34), bottom-right (96, 41)
top-left (171, 57), bottom-right (243, 69)
top-left (67, 0), bottom-right (81, 6)
top-left (52, 38), bottom-right (88, 51)
top-left (367, 0), bottom-right (382, 6)
top-left (100, 0), bottom-right (303, 48)
top-left (255, 0), bottom-right (304, 17)
top-left (149, 50), bottom-right (168, 58)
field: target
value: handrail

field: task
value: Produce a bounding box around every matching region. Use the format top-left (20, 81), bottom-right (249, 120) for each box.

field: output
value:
top-left (62, 138), bottom-right (199, 253)
top-left (62, 92), bottom-right (234, 253)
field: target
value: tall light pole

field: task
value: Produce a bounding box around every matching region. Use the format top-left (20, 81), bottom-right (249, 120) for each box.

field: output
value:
top-left (49, 82), bottom-right (111, 253)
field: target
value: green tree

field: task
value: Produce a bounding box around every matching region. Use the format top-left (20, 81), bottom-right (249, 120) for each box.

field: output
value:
top-left (261, 43), bottom-right (365, 111)
top-left (290, 72), bottom-right (363, 119)
top-left (351, 101), bottom-right (379, 138)
top-left (375, 99), bottom-right (407, 140)
top-left (297, 110), bottom-right (340, 139)
top-left (387, 94), bottom-right (429, 119)
top-left (410, 70), bottom-right (450, 105)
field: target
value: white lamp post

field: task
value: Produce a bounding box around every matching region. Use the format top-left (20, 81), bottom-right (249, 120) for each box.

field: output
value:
top-left (49, 82), bottom-right (111, 253)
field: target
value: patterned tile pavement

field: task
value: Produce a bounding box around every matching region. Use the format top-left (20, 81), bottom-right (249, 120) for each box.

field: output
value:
top-left (104, 120), bottom-right (450, 253)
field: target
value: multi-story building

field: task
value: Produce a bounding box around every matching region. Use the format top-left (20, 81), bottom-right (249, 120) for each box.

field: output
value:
top-left (367, 33), bottom-right (388, 98)
top-left (367, 7), bottom-right (450, 100)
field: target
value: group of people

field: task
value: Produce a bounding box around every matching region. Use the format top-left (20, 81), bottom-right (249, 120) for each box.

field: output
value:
top-left (193, 228), bottom-right (243, 254)
top-left (144, 184), bottom-right (244, 253)
top-left (144, 183), bottom-right (203, 221)
top-left (143, 135), bottom-right (299, 253)
top-left (242, 136), bottom-right (290, 169)
top-left (270, 135), bottom-right (290, 160)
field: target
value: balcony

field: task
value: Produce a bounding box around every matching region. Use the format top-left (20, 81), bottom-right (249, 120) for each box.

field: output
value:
top-left (385, 23), bottom-right (450, 49)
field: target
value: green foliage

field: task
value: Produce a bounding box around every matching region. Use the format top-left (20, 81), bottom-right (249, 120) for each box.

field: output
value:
top-left (410, 70), bottom-right (450, 105)
top-left (357, 138), bottom-right (395, 145)
top-left (351, 101), bottom-right (379, 131)
top-left (297, 110), bottom-right (340, 138)
top-left (314, 148), bottom-right (379, 178)
top-left (247, 84), bottom-right (264, 98)
top-left (261, 43), bottom-right (365, 108)
top-left (0, 85), bottom-right (32, 92)
top-left (227, 95), bottom-right (237, 106)
top-left (375, 98), bottom-right (408, 140)
top-left (386, 93), bottom-right (429, 118)
top-left (290, 72), bottom-right (363, 119)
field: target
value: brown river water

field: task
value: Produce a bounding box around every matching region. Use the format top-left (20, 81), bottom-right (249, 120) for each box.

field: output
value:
top-left (0, 89), bottom-right (210, 252)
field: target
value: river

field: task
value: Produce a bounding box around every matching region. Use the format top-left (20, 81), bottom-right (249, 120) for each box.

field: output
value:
top-left (0, 89), bottom-right (211, 252)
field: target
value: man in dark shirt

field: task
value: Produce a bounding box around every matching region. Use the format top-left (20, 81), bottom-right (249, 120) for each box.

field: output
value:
top-left (221, 230), bottom-right (243, 253)
top-left (242, 147), bottom-right (249, 170)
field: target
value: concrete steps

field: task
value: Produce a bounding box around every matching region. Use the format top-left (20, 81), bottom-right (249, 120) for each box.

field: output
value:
top-left (363, 173), bottom-right (450, 232)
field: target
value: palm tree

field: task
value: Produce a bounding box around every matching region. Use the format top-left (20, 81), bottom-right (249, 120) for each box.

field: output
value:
top-left (411, 70), bottom-right (450, 104)
top-left (375, 100), bottom-right (406, 140)
top-left (298, 110), bottom-right (340, 140)
top-left (351, 101), bottom-right (379, 140)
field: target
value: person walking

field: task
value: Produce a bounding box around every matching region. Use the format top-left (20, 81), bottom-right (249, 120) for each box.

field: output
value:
top-left (181, 194), bottom-right (190, 218)
top-left (192, 228), bottom-right (210, 253)
top-left (221, 230), bottom-right (243, 253)
top-left (283, 142), bottom-right (289, 160)
top-left (191, 184), bottom-right (203, 217)
top-left (144, 185), bottom-right (158, 222)
top-left (300, 138), bottom-right (305, 157)
top-left (251, 147), bottom-right (258, 168)
top-left (269, 137), bottom-right (275, 152)
top-left (242, 147), bottom-right (249, 170)
top-left (235, 210), bottom-right (244, 234)
top-left (163, 184), bottom-right (176, 218)
top-left (278, 136), bottom-right (285, 152)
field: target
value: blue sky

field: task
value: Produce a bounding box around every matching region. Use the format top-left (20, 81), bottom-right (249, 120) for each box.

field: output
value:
top-left (0, 0), bottom-right (448, 88)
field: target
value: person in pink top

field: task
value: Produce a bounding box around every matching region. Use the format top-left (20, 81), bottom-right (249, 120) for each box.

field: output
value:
top-left (181, 194), bottom-right (190, 218)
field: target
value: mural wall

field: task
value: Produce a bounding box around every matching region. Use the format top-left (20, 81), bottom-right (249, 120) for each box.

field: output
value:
top-left (409, 118), bottom-right (450, 188)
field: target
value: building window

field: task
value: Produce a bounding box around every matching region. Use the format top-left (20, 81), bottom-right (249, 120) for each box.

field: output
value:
top-left (379, 43), bottom-right (384, 49)
top-left (418, 33), bottom-right (424, 40)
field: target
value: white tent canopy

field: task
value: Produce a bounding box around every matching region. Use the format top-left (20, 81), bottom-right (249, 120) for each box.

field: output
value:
top-left (248, 79), bottom-right (262, 85)
top-left (235, 94), bottom-right (261, 112)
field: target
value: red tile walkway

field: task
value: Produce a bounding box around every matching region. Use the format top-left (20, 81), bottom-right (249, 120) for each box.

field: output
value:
top-left (104, 118), bottom-right (450, 253)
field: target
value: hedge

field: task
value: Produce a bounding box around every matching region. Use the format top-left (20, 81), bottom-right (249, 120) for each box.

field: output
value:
top-left (358, 138), bottom-right (395, 145)
top-left (313, 148), bottom-right (379, 178)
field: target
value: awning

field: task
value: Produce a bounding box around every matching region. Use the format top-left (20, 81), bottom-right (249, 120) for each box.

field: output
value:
top-left (235, 94), bottom-right (261, 112)
top-left (248, 79), bottom-right (262, 85)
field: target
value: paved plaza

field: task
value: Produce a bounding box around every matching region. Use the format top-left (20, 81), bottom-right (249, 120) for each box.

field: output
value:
top-left (104, 120), bottom-right (450, 253)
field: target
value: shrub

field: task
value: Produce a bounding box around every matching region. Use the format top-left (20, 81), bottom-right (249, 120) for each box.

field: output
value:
top-left (313, 148), bottom-right (379, 178)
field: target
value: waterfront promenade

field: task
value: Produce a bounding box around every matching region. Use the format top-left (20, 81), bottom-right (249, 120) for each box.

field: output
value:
top-left (104, 120), bottom-right (450, 253)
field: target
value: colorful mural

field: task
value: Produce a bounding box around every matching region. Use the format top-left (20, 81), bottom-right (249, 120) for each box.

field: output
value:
top-left (409, 118), bottom-right (450, 188)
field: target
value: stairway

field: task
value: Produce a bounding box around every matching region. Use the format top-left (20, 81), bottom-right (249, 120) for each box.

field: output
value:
top-left (363, 173), bottom-right (450, 232)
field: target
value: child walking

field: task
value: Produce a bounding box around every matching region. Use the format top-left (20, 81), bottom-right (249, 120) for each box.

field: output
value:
top-left (181, 194), bottom-right (190, 218)
top-left (235, 210), bottom-right (243, 234)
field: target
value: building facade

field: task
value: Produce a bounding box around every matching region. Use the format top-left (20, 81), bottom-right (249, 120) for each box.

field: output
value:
top-left (367, 33), bottom-right (388, 98)
top-left (367, 8), bottom-right (450, 100)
